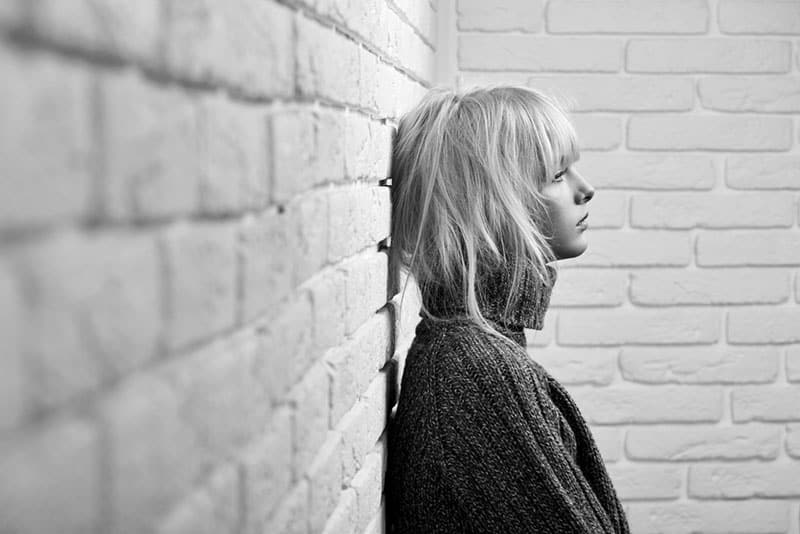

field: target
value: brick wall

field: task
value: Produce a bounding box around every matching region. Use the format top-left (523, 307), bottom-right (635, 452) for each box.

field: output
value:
top-left (0, 1), bottom-right (434, 533)
top-left (453, 0), bottom-right (800, 532)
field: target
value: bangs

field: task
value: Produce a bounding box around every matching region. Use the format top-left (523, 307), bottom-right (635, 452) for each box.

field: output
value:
top-left (534, 94), bottom-right (581, 173)
top-left (549, 109), bottom-right (581, 169)
top-left (512, 86), bottom-right (581, 182)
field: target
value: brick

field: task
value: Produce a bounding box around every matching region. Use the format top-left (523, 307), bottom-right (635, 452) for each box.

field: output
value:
top-left (689, 462), bottom-right (800, 499)
top-left (339, 251), bottom-right (389, 335)
top-left (271, 110), bottom-right (346, 203)
top-left (263, 481), bottom-right (309, 534)
top-left (726, 155), bottom-right (800, 189)
top-left (392, 0), bottom-right (437, 45)
top-left (296, 13), bottom-right (361, 106)
top-left (797, 272), bottom-right (800, 301)
top-left (527, 75), bottom-right (694, 111)
top-left (458, 35), bottom-right (622, 72)
top-left (371, 122), bottom-right (393, 180)
top-left (631, 192), bottom-right (793, 229)
top-left (732, 386), bottom-right (800, 422)
top-left (161, 221), bottom-right (237, 353)
top-left (240, 408), bottom-right (292, 534)
top-left (358, 47), bottom-right (381, 113)
top-left (697, 231), bottom-right (800, 266)
top-left (626, 501), bottom-right (789, 533)
top-left (577, 153), bottom-right (715, 190)
top-left (30, 0), bottom-right (161, 64)
top-left (460, 71), bottom-right (534, 89)
top-left (363, 504), bottom-right (385, 534)
top-left (627, 39), bottom-right (791, 73)
top-left (528, 347), bottom-right (618, 385)
top-left (307, 431), bottom-right (344, 534)
top-left (0, 416), bottom-right (99, 534)
top-left (306, 269), bottom-right (347, 360)
top-left (101, 71), bottom-right (199, 221)
top-left (328, 310), bottom-right (393, 426)
top-left (626, 423), bottom-right (781, 460)
top-left (570, 385), bottom-right (723, 424)
top-left (239, 208), bottom-right (293, 324)
top-left (729, 307), bottom-right (800, 344)
top-left (157, 464), bottom-right (240, 534)
top-left (620, 346), bottom-right (780, 384)
top-left (17, 230), bottom-right (161, 409)
top-left (163, 0), bottom-right (294, 96)
top-left (797, 271), bottom-right (800, 302)
top-left (571, 115), bottom-right (621, 150)
top-left (254, 289), bottom-right (314, 403)
top-left (631, 268), bottom-right (790, 305)
top-left (718, 0), bottom-right (800, 34)
top-left (338, 373), bottom-right (389, 484)
top-left (164, 332), bottom-right (270, 463)
top-left (699, 76), bottom-right (800, 113)
top-left (328, 185), bottom-right (391, 264)
top-left (351, 452), bottom-right (383, 532)
top-left (0, 260), bottom-right (24, 430)
top-left (628, 114), bottom-right (793, 151)
top-left (558, 308), bottom-right (720, 346)
top-left (291, 362), bottom-right (331, 478)
top-left (457, 0), bottom-right (543, 32)
top-left (286, 190), bottom-right (330, 287)
top-left (359, 117), bottom-right (393, 180)
top-left (570, 229), bottom-right (691, 267)
top-left (323, 0), bottom-right (434, 83)
top-left (548, 0), bottom-right (708, 33)
top-left (548, 269), bottom-right (627, 306)
top-left (307, 0), bottom-right (389, 69)
top-left (587, 426), bottom-right (624, 462)
top-left (198, 96), bottom-right (269, 215)
top-left (788, 346), bottom-right (800, 382)
top-left (787, 423), bottom-right (800, 458)
top-left (0, 48), bottom-right (92, 229)
top-left (321, 488), bottom-right (356, 534)
top-left (605, 465), bottom-right (683, 500)
top-left (101, 374), bottom-right (202, 534)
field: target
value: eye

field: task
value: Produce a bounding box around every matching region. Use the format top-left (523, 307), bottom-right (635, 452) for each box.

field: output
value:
top-left (553, 167), bottom-right (568, 181)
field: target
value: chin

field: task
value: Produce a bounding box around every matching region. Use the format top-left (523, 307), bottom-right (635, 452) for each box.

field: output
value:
top-left (554, 239), bottom-right (588, 260)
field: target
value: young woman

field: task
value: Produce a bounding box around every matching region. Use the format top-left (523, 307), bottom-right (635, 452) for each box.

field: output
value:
top-left (385, 85), bottom-right (630, 534)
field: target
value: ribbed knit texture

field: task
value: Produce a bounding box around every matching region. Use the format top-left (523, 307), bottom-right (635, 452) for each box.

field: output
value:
top-left (385, 262), bottom-right (631, 534)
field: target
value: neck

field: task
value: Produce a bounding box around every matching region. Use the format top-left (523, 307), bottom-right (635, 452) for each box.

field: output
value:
top-left (420, 261), bottom-right (557, 339)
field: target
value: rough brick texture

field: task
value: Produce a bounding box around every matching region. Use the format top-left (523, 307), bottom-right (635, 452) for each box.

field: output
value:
top-left (0, 1), bottom-right (433, 533)
top-left (4, 1), bottom-right (800, 532)
top-left (454, 1), bottom-right (800, 531)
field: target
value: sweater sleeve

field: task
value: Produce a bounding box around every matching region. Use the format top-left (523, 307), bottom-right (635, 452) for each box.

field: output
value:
top-left (432, 344), bottom-right (620, 534)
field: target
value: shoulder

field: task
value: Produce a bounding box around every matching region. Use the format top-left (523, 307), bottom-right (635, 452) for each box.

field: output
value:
top-left (412, 322), bottom-right (547, 408)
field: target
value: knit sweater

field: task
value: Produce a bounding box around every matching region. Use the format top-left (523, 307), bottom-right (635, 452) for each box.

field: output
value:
top-left (385, 263), bottom-right (630, 534)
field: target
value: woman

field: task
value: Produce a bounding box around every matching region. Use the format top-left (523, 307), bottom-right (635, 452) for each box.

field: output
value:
top-left (385, 85), bottom-right (630, 533)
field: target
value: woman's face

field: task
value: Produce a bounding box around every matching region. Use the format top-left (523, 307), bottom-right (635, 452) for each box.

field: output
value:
top-left (540, 162), bottom-right (595, 260)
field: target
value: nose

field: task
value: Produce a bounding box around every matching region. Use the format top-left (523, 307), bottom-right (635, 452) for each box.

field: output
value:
top-left (573, 170), bottom-right (595, 204)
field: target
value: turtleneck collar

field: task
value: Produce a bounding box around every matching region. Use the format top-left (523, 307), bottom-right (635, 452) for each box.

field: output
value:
top-left (419, 261), bottom-right (558, 343)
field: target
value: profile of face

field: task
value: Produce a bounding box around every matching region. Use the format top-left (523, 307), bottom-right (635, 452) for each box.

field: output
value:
top-left (540, 162), bottom-right (595, 260)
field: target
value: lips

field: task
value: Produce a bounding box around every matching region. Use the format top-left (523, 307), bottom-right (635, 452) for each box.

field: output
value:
top-left (577, 213), bottom-right (588, 226)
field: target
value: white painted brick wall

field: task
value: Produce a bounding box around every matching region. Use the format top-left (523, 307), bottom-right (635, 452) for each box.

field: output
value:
top-left (454, 0), bottom-right (800, 531)
top-left (0, 1), bottom-right (434, 533)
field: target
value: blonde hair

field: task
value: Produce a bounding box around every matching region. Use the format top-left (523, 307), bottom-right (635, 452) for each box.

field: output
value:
top-left (390, 84), bottom-right (580, 342)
